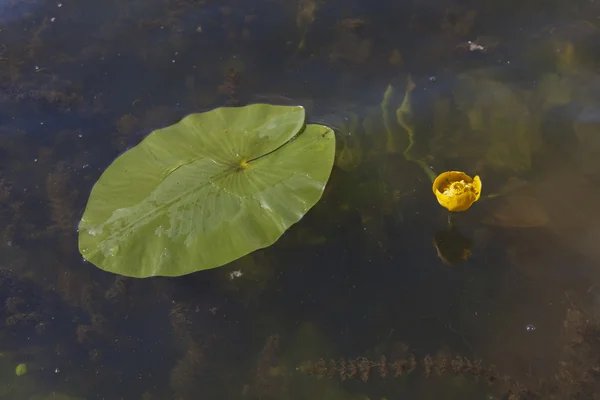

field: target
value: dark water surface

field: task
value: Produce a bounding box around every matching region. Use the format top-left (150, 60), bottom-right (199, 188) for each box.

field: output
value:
top-left (2, 0), bottom-right (600, 399)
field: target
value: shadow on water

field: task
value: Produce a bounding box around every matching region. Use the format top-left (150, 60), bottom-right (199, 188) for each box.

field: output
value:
top-left (2, 0), bottom-right (600, 399)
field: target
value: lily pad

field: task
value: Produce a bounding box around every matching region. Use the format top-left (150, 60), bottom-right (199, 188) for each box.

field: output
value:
top-left (79, 104), bottom-right (335, 278)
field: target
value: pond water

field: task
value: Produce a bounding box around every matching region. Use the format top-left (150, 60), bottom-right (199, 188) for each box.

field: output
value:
top-left (2, 0), bottom-right (600, 399)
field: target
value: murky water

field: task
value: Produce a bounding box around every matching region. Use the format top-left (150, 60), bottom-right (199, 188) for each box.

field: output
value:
top-left (2, 0), bottom-right (600, 399)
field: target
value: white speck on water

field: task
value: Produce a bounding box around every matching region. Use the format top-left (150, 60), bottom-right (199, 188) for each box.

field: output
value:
top-left (468, 41), bottom-right (485, 52)
top-left (526, 323), bottom-right (536, 332)
top-left (51, 17), bottom-right (56, 22)
top-left (229, 270), bottom-right (243, 280)
top-left (34, 158), bottom-right (38, 162)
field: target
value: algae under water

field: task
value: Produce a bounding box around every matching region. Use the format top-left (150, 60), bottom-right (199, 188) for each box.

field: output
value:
top-left (2, 0), bottom-right (600, 399)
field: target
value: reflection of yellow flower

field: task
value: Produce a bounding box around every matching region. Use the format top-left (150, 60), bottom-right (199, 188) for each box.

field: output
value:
top-left (432, 171), bottom-right (482, 212)
top-left (433, 227), bottom-right (473, 266)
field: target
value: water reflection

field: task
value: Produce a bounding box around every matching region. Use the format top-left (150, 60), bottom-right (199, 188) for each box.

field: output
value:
top-left (2, 0), bottom-right (600, 399)
top-left (433, 224), bottom-right (473, 266)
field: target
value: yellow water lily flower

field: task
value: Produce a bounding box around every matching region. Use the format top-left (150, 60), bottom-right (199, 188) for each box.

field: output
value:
top-left (432, 171), bottom-right (482, 212)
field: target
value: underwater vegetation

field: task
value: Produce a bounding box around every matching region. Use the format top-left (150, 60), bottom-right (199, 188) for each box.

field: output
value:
top-left (294, 302), bottom-right (600, 400)
top-left (297, 353), bottom-right (535, 398)
top-left (1, 0), bottom-right (600, 399)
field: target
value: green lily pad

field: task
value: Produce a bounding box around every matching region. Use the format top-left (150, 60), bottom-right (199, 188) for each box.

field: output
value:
top-left (79, 104), bottom-right (335, 278)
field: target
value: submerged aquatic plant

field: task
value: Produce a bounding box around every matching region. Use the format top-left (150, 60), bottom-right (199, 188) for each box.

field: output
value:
top-left (432, 171), bottom-right (482, 212)
top-left (382, 79), bottom-right (483, 212)
top-left (78, 104), bottom-right (335, 278)
top-left (296, 352), bottom-right (534, 398)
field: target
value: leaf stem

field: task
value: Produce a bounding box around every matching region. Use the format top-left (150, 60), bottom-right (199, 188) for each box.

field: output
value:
top-left (389, 77), bottom-right (438, 183)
